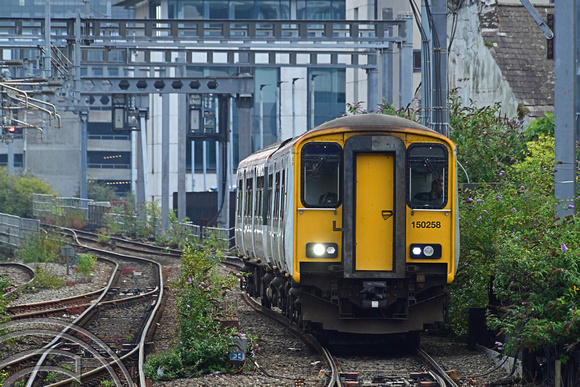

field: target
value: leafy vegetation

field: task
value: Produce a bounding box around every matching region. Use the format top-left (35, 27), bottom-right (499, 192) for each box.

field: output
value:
top-left (15, 233), bottom-right (64, 264)
top-left (0, 275), bottom-right (15, 324)
top-left (448, 90), bottom-right (527, 183)
top-left (143, 242), bottom-right (252, 380)
top-left (351, 97), bottom-right (580, 366)
top-left (75, 253), bottom-right (97, 276)
top-left (0, 168), bottom-right (54, 218)
top-left (31, 265), bottom-right (65, 289)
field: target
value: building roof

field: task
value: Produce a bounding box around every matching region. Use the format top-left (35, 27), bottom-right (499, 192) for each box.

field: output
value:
top-left (482, 3), bottom-right (554, 120)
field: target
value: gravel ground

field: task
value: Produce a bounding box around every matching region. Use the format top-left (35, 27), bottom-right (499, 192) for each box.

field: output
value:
top-left (148, 262), bottom-right (530, 387)
top-left (8, 261), bottom-right (113, 306)
top-left (3, 258), bottom-right (536, 387)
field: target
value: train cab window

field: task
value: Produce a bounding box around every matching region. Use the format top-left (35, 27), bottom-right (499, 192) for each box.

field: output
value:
top-left (301, 143), bottom-right (342, 208)
top-left (407, 144), bottom-right (448, 209)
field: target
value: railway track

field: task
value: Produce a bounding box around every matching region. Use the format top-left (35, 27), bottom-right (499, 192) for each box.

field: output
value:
top-left (0, 229), bottom-right (167, 386)
top-left (240, 290), bottom-right (454, 387)
top-left (0, 262), bottom-right (35, 293)
top-left (221, 256), bottom-right (445, 386)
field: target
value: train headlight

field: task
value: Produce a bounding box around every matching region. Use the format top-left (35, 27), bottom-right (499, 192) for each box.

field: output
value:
top-left (306, 242), bottom-right (339, 258)
top-left (410, 243), bottom-right (442, 259)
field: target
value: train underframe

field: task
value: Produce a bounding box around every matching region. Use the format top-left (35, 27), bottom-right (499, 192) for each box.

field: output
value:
top-left (240, 259), bottom-right (449, 336)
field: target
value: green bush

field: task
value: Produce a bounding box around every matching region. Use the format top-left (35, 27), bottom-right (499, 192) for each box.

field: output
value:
top-left (76, 253), bottom-right (97, 276)
top-left (448, 90), bottom-right (528, 184)
top-left (31, 265), bottom-right (65, 289)
top-left (144, 243), bottom-right (245, 381)
top-left (15, 233), bottom-right (63, 264)
top-left (0, 168), bottom-right (54, 218)
top-left (447, 132), bottom-right (580, 361)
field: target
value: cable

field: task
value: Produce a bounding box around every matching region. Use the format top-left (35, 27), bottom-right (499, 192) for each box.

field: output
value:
top-left (246, 356), bottom-right (298, 381)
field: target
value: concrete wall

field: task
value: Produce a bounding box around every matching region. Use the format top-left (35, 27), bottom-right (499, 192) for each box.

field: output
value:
top-left (26, 111), bottom-right (81, 197)
top-left (448, 0), bottom-right (518, 119)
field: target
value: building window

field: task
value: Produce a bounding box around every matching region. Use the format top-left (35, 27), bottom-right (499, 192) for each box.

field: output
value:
top-left (0, 154), bottom-right (23, 168)
top-left (309, 68), bottom-right (346, 128)
top-left (88, 151), bottom-right (131, 169)
top-left (167, 0), bottom-right (344, 20)
top-left (88, 122), bottom-right (130, 140)
top-left (413, 50), bottom-right (421, 73)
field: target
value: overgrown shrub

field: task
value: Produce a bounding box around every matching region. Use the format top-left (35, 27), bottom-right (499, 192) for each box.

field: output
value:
top-left (144, 242), bottom-right (246, 381)
top-left (31, 265), bottom-right (65, 289)
top-left (15, 233), bottom-right (63, 264)
top-left (0, 168), bottom-right (54, 218)
top-left (448, 90), bottom-right (528, 184)
top-left (76, 253), bottom-right (97, 276)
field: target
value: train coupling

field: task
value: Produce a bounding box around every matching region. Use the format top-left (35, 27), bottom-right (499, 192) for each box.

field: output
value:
top-left (360, 281), bottom-right (388, 308)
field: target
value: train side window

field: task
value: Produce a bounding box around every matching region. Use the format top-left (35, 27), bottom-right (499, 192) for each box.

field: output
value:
top-left (245, 178), bottom-right (253, 216)
top-left (256, 176), bottom-right (264, 218)
top-left (301, 143), bottom-right (342, 208)
top-left (407, 144), bottom-right (448, 209)
top-left (237, 177), bottom-right (243, 217)
top-left (274, 171), bottom-right (281, 219)
top-left (267, 174), bottom-right (273, 223)
top-left (280, 170), bottom-right (286, 219)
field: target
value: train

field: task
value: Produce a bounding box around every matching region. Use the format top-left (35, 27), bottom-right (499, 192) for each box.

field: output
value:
top-left (235, 113), bottom-right (459, 337)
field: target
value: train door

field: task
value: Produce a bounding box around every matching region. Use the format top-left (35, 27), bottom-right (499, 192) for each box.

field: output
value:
top-left (355, 153), bottom-right (394, 271)
top-left (343, 135), bottom-right (406, 278)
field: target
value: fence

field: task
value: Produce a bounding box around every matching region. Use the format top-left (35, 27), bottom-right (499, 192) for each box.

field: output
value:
top-left (31, 193), bottom-right (234, 247)
top-left (0, 212), bottom-right (40, 248)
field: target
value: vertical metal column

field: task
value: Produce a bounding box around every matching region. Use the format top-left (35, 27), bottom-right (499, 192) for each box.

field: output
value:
top-left (161, 92), bottom-right (169, 230)
top-left (398, 15), bottom-right (414, 108)
top-left (218, 95), bottom-right (230, 228)
top-left (136, 111), bottom-right (149, 215)
top-left (292, 77), bottom-right (300, 137)
top-left (431, 0), bottom-right (448, 136)
top-left (276, 80), bottom-right (285, 141)
top-left (381, 8), bottom-right (394, 105)
top-left (421, 0), bottom-right (432, 127)
top-left (7, 140), bottom-right (14, 175)
top-left (367, 66), bottom-right (379, 112)
top-left (79, 111), bottom-right (88, 199)
top-left (177, 69), bottom-right (186, 221)
top-left (554, 0), bottom-right (577, 216)
top-left (236, 94), bottom-right (253, 161)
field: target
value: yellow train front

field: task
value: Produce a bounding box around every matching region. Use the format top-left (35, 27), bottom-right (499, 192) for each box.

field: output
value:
top-left (235, 114), bottom-right (459, 336)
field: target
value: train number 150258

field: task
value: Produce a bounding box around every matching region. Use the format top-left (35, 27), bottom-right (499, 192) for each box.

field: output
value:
top-left (411, 221), bottom-right (441, 229)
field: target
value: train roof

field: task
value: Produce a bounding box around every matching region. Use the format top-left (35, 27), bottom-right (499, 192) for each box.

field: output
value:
top-left (238, 114), bottom-right (447, 170)
top-left (310, 114), bottom-right (433, 133)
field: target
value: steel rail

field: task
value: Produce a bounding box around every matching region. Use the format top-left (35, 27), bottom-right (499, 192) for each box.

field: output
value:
top-left (417, 347), bottom-right (459, 387)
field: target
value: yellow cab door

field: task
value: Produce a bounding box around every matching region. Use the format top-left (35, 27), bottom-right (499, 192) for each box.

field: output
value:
top-left (343, 135), bottom-right (406, 278)
top-left (355, 153), bottom-right (394, 271)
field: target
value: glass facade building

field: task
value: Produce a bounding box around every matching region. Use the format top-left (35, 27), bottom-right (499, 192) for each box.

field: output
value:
top-left (168, 0), bottom-right (347, 172)
top-left (168, 0), bottom-right (345, 20)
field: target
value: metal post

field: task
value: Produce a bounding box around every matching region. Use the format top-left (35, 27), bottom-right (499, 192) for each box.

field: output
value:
top-left (161, 92), bottom-right (169, 230)
top-left (554, 0), bottom-right (577, 216)
top-left (431, 0), bottom-right (448, 136)
top-left (381, 8), bottom-right (394, 106)
top-left (259, 84), bottom-right (269, 149)
top-left (292, 77), bottom-right (301, 137)
top-left (276, 81), bottom-right (285, 141)
top-left (80, 111), bottom-right (88, 199)
top-left (367, 66), bottom-right (379, 113)
top-left (191, 140), bottom-right (195, 191)
top-left (398, 15), bottom-right (414, 107)
top-left (421, 0), bottom-right (432, 127)
top-left (177, 67), bottom-right (187, 221)
top-left (236, 94), bottom-right (253, 161)
top-left (310, 74), bottom-right (321, 129)
top-left (203, 141), bottom-right (207, 191)
top-left (136, 109), bottom-right (149, 216)
top-left (7, 139), bottom-right (14, 175)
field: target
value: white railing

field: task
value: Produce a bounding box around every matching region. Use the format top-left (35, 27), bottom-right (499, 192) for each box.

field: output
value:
top-left (0, 212), bottom-right (40, 248)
